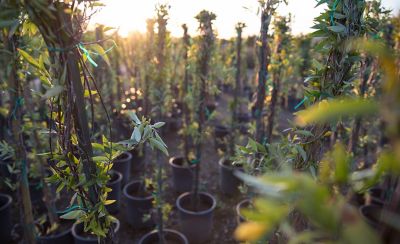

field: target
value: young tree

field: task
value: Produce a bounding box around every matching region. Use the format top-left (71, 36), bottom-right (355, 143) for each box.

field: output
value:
top-left (265, 16), bottom-right (290, 143)
top-left (192, 10), bottom-right (216, 206)
top-left (253, 0), bottom-right (287, 143)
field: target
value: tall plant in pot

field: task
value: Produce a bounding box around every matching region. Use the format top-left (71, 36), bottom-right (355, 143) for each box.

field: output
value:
top-left (175, 10), bottom-right (217, 243)
top-left (252, 0), bottom-right (287, 143)
top-left (20, 1), bottom-right (167, 242)
top-left (139, 5), bottom-right (188, 243)
top-left (265, 16), bottom-right (291, 143)
top-left (169, 24), bottom-right (197, 194)
top-left (1, 2), bottom-right (35, 241)
top-left (218, 22), bottom-right (247, 196)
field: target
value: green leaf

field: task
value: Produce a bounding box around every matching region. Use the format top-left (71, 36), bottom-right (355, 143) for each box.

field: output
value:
top-left (296, 145), bottom-right (307, 162)
top-left (90, 44), bottom-right (111, 66)
top-left (18, 48), bottom-right (42, 70)
top-left (153, 122), bottom-right (165, 128)
top-left (92, 156), bottom-right (109, 162)
top-left (295, 130), bottom-right (314, 137)
top-left (43, 85), bottom-right (63, 99)
top-left (0, 19), bottom-right (18, 28)
top-left (327, 25), bottom-right (346, 33)
top-left (132, 127), bottom-right (141, 142)
top-left (127, 111), bottom-right (141, 124)
top-left (60, 210), bottom-right (85, 220)
top-left (149, 138), bottom-right (168, 156)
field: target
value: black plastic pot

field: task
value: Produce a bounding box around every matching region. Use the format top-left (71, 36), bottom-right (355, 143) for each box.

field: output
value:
top-left (112, 152), bottom-right (132, 186)
top-left (0, 159), bottom-right (12, 178)
top-left (287, 95), bottom-right (302, 112)
top-left (349, 192), bottom-right (365, 207)
top-left (244, 86), bottom-right (252, 101)
top-left (0, 194), bottom-right (12, 242)
top-left (123, 180), bottom-right (154, 229)
top-left (129, 148), bottom-right (145, 173)
top-left (176, 192), bottom-right (216, 243)
top-left (219, 158), bottom-right (243, 195)
top-left (237, 112), bottom-right (250, 123)
top-left (71, 219), bottom-right (120, 244)
top-left (214, 125), bottom-right (230, 152)
top-left (29, 178), bottom-right (44, 203)
top-left (360, 205), bottom-right (382, 229)
top-left (169, 157), bottom-right (195, 194)
top-left (0, 160), bottom-right (14, 193)
top-left (139, 229), bottom-right (189, 244)
top-left (236, 199), bottom-right (252, 225)
top-left (106, 170), bottom-right (123, 214)
top-left (368, 187), bottom-right (385, 207)
top-left (36, 220), bottom-right (73, 244)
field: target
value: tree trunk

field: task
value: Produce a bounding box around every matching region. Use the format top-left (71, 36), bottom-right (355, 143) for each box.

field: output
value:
top-left (5, 33), bottom-right (36, 244)
top-left (254, 11), bottom-right (271, 143)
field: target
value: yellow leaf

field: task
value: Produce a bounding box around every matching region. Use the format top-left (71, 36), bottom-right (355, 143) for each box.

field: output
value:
top-left (234, 221), bottom-right (268, 241)
top-left (295, 98), bottom-right (378, 127)
top-left (104, 199), bottom-right (116, 205)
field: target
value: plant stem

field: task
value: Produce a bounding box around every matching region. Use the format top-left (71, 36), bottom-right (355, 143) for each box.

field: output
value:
top-left (4, 32), bottom-right (36, 244)
top-left (254, 4), bottom-right (272, 143)
top-left (231, 23), bottom-right (244, 156)
top-left (182, 24), bottom-right (191, 159)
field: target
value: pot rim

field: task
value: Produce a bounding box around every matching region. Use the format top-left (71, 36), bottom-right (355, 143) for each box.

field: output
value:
top-left (176, 192), bottom-right (216, 215)
top-left (218, 157), bottom-right (243, 170)
top-left (169, 156), bottom-right (196, 169)
top-left (71, 219), bottom-right (120, 241)
top-left (113, 151), bottom-right (133, 163)
top-left (214, 125), bottom-right (229, 131)
top-left (0, 193), bottom-right (12, 212)
top-left (359, 204), bottom-right (382, 225)
top-left (138, 228), bottom-right (189, 244)
top-left (107, 170), bottom-right (123, 186)
top-left (236, 198), bottom-right (252, 220)
top-left (36, 220), bottom-right (72, 240)
top-left (123, 180), bottom-right (153, 201)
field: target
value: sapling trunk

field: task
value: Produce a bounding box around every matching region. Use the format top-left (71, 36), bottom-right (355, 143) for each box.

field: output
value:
top-left (192, 11), bottom-right (215, 210)
top-left (113, 34), bottom-right (123, 105)
top-left (348, 58), bottom-right (377, 153)
top-left (230, 23), bottom-right (245, 156)
top-left (182, 24), bottom-right (191, 159)
top-left (24, 2), bottom-right (111, 241)
top-left (23, 88), bottom-right (58, 227)
top-left (266, 17), bottom-right (288, 143)
top-left (144, 19), bottom-right (155, 117)
top-left (5, 32), bottom-right (36, 244)
top-left (154, 6), bottom-right (169, 243)
top-left (254, 5), bottom-right (272, 143)
top-left (296, 0), bottom-right (365, 169)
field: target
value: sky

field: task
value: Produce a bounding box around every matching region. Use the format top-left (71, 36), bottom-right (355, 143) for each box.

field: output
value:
top-left (90, 0), bottom-right (400, 38)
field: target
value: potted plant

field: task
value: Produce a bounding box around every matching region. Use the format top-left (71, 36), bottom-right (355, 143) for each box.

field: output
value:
top-left (175, 10), bottom-right (218, 243)
top-left (71, 218), bottom-right (120, 244)
top-left (140, 6), bottom-right (188, 243)
top-left (169, 24), bottom-right (196, 194)
top-left (218, 22), bottom-right (247, 196)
